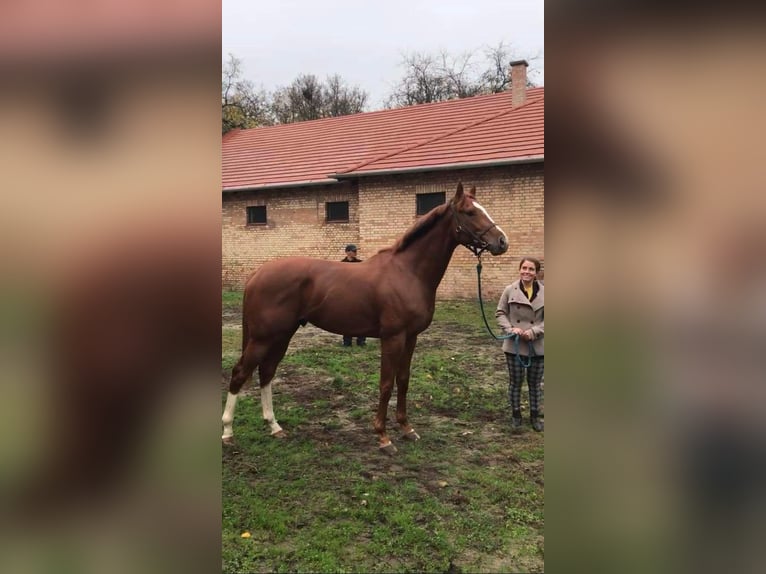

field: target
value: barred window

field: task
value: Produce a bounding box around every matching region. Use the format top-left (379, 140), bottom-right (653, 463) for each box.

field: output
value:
top-left (416, 192), bottom-right (446, 215)
top-left (326, 201), bottom-right (349, 222)
top-left (246, 205), bottom-right (267, 225)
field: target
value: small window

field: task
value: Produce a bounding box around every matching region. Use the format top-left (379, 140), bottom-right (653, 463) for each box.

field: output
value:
top-left (246, 205), bottom-right (267, 225)
top-left (416, 192), bottom-right (446, 215)
top-left (326, 201), bottom-right (349, 222)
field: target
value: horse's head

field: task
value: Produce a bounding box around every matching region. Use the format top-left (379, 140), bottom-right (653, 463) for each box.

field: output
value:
top-left (450, 183), bottom-right (509, 256)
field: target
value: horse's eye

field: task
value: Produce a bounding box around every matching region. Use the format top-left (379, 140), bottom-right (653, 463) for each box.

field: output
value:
top-left (466, 209), bottom-right (477, 216)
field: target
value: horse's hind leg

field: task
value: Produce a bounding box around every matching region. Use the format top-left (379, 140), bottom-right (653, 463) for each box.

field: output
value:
top-left (222, 341), bottom-right (259, 443)
top-left (257, 336), bottom-right (293, 437)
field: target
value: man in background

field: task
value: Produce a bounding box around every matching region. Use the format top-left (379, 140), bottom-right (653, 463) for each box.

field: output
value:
top-left (340, 244), bottom-right (366, 347)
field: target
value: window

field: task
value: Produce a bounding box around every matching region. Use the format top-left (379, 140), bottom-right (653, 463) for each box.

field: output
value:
top-left (416, 192), bottom-right (446, 216)
top-left (246, 205), bottom-right (267, 225)
top-left (326, 201), bottom-right (349, 222)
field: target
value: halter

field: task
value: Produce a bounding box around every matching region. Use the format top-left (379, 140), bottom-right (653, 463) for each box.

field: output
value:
top-left (450, 201), bottom-right (499, 256)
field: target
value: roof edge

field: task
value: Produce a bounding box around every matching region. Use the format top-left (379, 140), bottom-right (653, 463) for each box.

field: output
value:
top-left (331, 155), bottom-right (544, 179)
top-left (222, 87), bottom-right (545, 136)
top-left (222, 178), bottom-right (339, 193)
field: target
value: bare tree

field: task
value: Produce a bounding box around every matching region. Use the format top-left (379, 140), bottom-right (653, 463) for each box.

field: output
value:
top-left (385, 43), bottom-right (539, 108)
top-left (272, 74), bottom-right (368, 124)
top-left (222, 54), bottom-right (272, 133)
top-left (481, 42), bottom-right (541, 92)
top-left (223, 55), bottom-right (368, 128)
top-left (324, 74), bottom-right (368, 117)
top-left (272, 74), bottom-right (324, 123)
top-left (439, 50), bottom-right (482, 99)
top-left (480, 42), bottom-right (512, 93)
top-left (384, 53), bottom-right (449, 107)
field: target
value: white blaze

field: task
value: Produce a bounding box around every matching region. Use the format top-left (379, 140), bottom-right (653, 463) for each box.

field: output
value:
top-left (473, 201), bottom-right (506, 236)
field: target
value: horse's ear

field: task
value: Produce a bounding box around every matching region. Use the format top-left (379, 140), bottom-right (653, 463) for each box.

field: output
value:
top-left (454, 182), bottom-right (464, 202)
top-left (469, 186), bottom-right (476, 198)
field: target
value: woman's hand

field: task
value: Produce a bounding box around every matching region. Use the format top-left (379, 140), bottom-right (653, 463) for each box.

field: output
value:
top-left (511, 327), bottom-right (525, 337)
top-left (522, 329), bottom-right (535, 341)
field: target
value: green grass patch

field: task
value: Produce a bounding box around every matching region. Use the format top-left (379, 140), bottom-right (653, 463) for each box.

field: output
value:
top-left (222, 292), bottom-right (543, 573)
top-left (222, 290), bottom-right (243, 310)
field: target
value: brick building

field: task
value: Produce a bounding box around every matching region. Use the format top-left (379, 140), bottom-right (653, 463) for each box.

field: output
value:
top-left (222, 61), bottom-right (544, 300)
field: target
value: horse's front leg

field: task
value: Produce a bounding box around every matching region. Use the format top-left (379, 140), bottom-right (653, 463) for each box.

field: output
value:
top-left (396, 334), bottom-right (420, 441)
top-left (375, 333), bottom-right (405, 454)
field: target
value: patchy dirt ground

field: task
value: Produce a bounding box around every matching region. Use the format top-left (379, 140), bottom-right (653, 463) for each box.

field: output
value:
top-left (222, 301), bottom-right (544, 572)
top-left (221, 313), bottom-right (543, 489)
top-left (221, 309), bottom-right (514, 387)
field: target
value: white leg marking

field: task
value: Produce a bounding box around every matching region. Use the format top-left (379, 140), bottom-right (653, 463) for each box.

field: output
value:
top-left (222, 392), bottom-right (238, 440)
top-left (260, 383), bottom-right (283, 435)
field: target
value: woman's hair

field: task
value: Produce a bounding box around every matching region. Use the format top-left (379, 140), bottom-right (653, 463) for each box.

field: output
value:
top-left (518, 256), bottom-right (542, 273)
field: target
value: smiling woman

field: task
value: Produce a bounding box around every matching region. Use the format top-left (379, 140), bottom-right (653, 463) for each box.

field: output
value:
top-left (496, 256), bottom-right (545, 432)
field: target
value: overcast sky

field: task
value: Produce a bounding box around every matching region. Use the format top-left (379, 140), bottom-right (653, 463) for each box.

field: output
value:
top-left (223, 0), bottom-right (544, 110)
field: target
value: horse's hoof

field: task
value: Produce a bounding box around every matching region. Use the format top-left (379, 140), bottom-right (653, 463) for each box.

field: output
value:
top-left (271, 429), bottom-right (287, 438)
top-left (379, 442), bottom-right (398, 455)
top-left (401, 430), bottom-right (421, 441)
top-left (222, 435), bottom-right (234, 445)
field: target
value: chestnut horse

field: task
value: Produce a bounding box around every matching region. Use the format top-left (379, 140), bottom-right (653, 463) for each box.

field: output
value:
top-left (222, 183), bottom-right (508, 453)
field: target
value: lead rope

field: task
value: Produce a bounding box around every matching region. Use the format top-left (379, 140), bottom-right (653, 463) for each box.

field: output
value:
top-left (476, 256), bottom-right (534, 368)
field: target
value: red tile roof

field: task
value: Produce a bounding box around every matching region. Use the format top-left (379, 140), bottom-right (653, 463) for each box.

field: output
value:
top-left (222, 87), bottom-right (543, 191)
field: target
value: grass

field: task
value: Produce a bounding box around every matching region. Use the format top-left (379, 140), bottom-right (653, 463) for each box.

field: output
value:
top-left (222, 290), bottom-right (243, 309)
top-left (222, 292), bottom-right (544, 573)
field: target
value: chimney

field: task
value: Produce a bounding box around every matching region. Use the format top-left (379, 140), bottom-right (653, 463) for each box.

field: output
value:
top-left (509, 59), bottom-right (529, 107)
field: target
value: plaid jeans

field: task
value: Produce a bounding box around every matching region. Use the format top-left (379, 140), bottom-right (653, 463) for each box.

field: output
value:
top-left (505, 353), bottom-right (545, 414)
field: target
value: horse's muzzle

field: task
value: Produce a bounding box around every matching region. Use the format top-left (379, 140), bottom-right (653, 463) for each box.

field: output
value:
top-left (488, 234), bottom-right (508, 256)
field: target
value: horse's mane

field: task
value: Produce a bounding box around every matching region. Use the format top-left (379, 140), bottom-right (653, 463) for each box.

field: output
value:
top-left (391, 202), bottom-right (451, 254)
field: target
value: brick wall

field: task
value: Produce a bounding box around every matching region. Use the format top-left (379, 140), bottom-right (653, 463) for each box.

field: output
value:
top-left (221, 163), bottom-right (544, 299)
top-left (358, 165), bottom-right (544, 300)
top-left (222, 180), bottom-right (360, 286)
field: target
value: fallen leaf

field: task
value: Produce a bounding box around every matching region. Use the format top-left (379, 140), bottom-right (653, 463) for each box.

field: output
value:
top-left (240, 532), bottom-right (251, 539)
top-left (437, 480), bottom-right (448, 488)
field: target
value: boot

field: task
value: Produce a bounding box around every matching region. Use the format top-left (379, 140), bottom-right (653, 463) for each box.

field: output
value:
top-left (530, 410), bottom-right (544, 432)
top-left (511, 410), bottom-right (522, 432)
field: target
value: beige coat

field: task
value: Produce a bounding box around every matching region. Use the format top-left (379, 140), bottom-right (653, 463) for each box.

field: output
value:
top-left (495, 280), bottom-right (544, 356)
